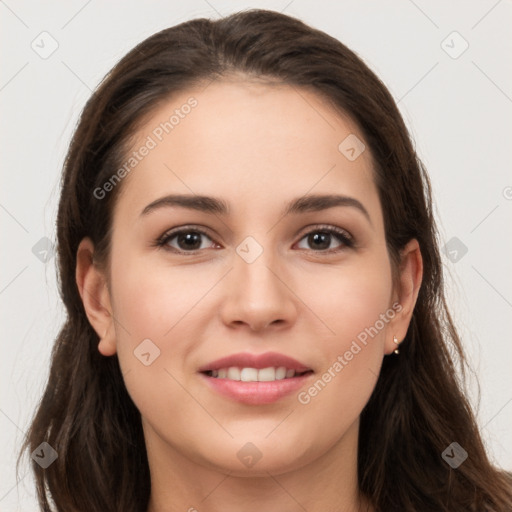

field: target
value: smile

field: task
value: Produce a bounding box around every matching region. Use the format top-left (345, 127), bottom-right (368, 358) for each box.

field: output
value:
top-left (203, 366), bottom-right (313, 382)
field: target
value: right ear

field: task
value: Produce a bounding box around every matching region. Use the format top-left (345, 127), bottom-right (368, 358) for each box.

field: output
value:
top-left (76, 237), bottom-right (117, 356)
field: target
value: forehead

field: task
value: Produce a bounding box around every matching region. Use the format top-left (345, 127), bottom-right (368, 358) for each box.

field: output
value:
top-left (114, 79), bottom-right (380, 222)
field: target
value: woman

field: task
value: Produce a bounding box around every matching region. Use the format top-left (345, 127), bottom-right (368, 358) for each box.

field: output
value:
top-left (20, 8), bottom-right (512, 512)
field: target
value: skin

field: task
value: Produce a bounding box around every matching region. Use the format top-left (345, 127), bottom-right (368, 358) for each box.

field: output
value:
top-left (77, 77), bottom-right (423, 512)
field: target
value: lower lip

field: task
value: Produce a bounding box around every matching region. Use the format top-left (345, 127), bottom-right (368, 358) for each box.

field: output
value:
top-left (199, 372), bottom-right (314, 405)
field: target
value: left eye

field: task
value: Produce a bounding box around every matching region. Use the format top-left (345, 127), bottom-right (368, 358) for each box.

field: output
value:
top-left (295, 229), bottom-right (353, 252)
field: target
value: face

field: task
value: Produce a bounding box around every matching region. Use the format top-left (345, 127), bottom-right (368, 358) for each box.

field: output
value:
top-left (81, 78), bottom-right (418, 476)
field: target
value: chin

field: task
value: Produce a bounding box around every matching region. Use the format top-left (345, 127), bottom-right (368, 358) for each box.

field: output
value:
top-left (195, 438), bottom-right (317, 477)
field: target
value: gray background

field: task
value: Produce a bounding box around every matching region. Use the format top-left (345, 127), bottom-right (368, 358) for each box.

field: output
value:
top-left (1, 1), bottom-right (511, 509)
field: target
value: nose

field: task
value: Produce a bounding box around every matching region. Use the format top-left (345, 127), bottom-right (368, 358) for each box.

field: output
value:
top-left (219, 245), bottom-right (298, 332)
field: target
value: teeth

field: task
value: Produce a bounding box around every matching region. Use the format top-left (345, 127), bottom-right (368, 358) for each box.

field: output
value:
top-left (257, 367), bottom-right (276, 381)
top-left (240, 368), bottom-right (259, 382)
top-left (227, 367), bottom-right (241, 381)
top-left (209, 366), bottom-right (303, 382)
top-left (275, 367), bottom-right (287, 380)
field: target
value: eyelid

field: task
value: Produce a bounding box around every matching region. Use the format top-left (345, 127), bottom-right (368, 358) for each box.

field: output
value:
top-left (157, 224), bottom-right (212, 239)
top-left (295, 223), bottom-right (353, 242)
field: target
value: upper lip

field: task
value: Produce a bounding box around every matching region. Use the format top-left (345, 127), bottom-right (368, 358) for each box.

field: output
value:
top-left (198, 351), bottom-right (313, 373)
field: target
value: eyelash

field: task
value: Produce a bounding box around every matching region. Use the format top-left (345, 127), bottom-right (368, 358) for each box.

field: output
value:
top-left (153, 224), bottom-right (355, 255)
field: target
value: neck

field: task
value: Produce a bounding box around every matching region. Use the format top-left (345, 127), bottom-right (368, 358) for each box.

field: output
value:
top-left (145, 418), bottom-right (374, 512)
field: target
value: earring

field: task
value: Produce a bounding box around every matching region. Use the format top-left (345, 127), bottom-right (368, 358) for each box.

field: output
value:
top-left (393, 335), bottom-right (400, 354)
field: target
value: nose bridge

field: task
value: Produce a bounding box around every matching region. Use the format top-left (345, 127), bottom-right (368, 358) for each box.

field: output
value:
top-left (234, 235), bottom-right (284, 303)
top-left (219, 234), bottom-right (297, 330)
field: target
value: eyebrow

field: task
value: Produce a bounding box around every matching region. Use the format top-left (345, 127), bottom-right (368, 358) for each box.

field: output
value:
top-left (140, 193), bottom-right (372, 224)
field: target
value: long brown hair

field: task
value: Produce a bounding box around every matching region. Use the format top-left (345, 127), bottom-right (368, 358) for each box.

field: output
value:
top-left (19, 9), bottom-right (512, 511)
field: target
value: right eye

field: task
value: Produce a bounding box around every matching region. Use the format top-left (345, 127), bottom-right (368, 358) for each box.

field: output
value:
top-left (155, 227), bottom-right (221, 253)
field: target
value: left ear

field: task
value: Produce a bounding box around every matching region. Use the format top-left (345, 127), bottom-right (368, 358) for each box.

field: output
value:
top-left (384, 238), bottom-right (423, 355)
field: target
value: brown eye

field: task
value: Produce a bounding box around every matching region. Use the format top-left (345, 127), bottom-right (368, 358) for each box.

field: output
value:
top-left (157, 228), bottom-right (217, 253)
top-left (295, 227), bottom-right (354, 252)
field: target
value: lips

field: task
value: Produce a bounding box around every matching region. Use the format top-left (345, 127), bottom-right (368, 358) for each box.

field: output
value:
top-left (197, 351), bottom-right (313, 373)
top-left (198, 351), bottom-right (315, 404)
top-left (199, 371), bottom-right (314, 405)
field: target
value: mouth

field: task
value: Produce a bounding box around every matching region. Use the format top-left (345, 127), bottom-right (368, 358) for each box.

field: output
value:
top-left (197, 351), bottom-right (315, 405)
top-left (201, 367), bottom-right (314, 382)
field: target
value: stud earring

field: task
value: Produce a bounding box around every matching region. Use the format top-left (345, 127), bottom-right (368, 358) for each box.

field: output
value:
top-left (393, 335), bottom-right (400, 354)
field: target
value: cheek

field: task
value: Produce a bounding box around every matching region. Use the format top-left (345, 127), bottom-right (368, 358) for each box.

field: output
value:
top-left (298, 253), bottom-right (393, 345)
top-left (107, 263), bottom-right (190, 429)
top-left (294, 254), bottom-right (392, 409)
top-left (106, 253), bottom-right (211, 409)
top-left (109, 252), bottom-right (202, 342)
